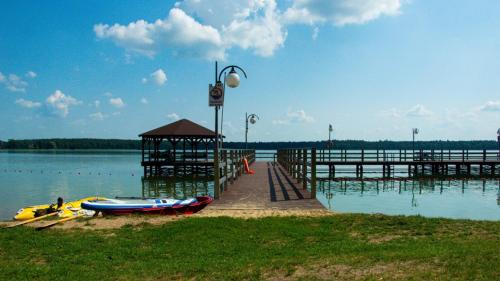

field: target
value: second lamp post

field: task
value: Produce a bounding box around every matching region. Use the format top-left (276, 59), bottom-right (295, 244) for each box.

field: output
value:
top-left (245, 113), bottom-right (259, 149)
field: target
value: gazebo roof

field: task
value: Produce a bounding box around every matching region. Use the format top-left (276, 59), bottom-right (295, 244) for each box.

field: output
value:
top-left (139, 119), bottom-right (218, 138)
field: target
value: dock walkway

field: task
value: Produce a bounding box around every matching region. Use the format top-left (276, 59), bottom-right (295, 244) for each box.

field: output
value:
top-left (209, 162), bottom-right (324, 210)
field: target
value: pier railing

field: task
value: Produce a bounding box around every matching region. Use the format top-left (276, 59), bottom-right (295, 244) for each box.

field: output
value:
top-left (314, 149), bottom-right (500, 163)
top-left (214, 149), bottom-right (255, 199)
top-left (277, 148), bottom-right (318, 199)
top-left (278, 149), bottom-right (500, 185)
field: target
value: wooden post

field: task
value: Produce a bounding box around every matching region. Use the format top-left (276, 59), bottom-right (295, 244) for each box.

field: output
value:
top-left (288, 149), bottom-right (292, 173)
top-left (223, 150), bottom-right (228, 192)
top-left (240, 150), bottom-right (244, 176)
top-left (311, 148), bottom-right (317, 199)
top-left (230, 150), bottom-right (234, 183)
top-left (214, 148), bottom-right (220, 199)
top-left (295, 149), bottom-right (299, 178)
top-left (295, 149), bottom-right (302, 183)
top-left (241, 150), bottom-right (244, 174)
top-left (141, 139), bottom-right (145, 163)
top-left (302, 149), bottom-right (307, 190)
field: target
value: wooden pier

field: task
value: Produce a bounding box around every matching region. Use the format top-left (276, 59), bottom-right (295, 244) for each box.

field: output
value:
top-left (211, 161), bottom-right (324, 210)
top-left (277, 148), bottom-right (500, 180)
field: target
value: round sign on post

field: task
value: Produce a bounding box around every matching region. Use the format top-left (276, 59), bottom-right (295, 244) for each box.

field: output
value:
top-left (209, 81), bottom-right (224, 106)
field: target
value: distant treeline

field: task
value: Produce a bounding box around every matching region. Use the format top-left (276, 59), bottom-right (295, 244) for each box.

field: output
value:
top-left (225, 140), bottom-right (499, 150)
top-left (0, 139), bottom-right (139, 150)
top-left (0, 138), bottom-right (498, 150)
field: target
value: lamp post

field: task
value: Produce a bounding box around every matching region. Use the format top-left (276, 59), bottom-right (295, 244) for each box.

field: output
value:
top-left (245, 113), bottom-right (259, 149)
top-left (412, 128), bottom-right (419, 159)
top-left (328, 124), bottom-right (333, 161)
top-left (209, 61), bottom-right (247, 199)
top-left (328, 124), bottom-right (333, 148)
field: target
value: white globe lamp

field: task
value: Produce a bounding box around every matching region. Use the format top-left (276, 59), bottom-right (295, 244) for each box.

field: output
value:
top-left (225, 68), bottom-right (240, 88)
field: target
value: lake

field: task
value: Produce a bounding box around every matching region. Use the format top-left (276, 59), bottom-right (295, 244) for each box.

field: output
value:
top-left (0, 151), bottom-right (499, 221)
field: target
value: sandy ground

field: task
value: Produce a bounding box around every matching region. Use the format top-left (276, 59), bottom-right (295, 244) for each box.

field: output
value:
top-left (1, 208), bottom-right (334, 230)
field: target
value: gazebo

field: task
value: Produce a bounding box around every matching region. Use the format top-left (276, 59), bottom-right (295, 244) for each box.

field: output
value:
top-left (139, 119), bottom-right (221, 177)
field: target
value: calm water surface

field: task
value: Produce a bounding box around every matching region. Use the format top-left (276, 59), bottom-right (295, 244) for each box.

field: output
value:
top-left (1, 151), bottom-right (499, 221)
top-left (315, 179), bottom-right (500, 221)
top-left (0, 151), bottom-right (212, 220)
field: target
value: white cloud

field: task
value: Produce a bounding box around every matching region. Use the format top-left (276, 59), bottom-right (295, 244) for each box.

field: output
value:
top-left (46, 90), bottom-right (81, 117)
top-left (94, 1), bottom-right (285, 59)
top-left (0, 73), bottom-right (28, 92)
top-left (288, 109), bottom-right (315, 123)
top-left (109, 97), bottom-right (125, 108)
top-left (406, 104), bottom-right (433, 117)
top-left (380, 108), bottom-right (402, 118)
top-left (89, 112), bottom-right (106, 121)
top-left (94, 8), bottom-right (224, 60)
top-left (273, 108), bottom-right (315, 124)
top-left (150, 69), bottom-right (167, 85)
top-left (221, 0), bottom-right (287, 57)
top-left (26, 71), bottom-right (37, 78)
top-left (104, 92), bottom-right (113, 97)
top-left (167, 112), bottom-right (180, 121)
top-left (140, 97), bottom-right (148, 104)
top-left (284, 0), bottom-right (402, 26)
top-left (141, 77), bottom-right (148, 84)
top-left (94, 100), bottom-right (101, 108)
top-left (479, 101), bottom-right (500, 112)
top-left (179, 0), bottom-right (253, 28)
top-left (15, 98), bottom-right (41, 108)
top-left (94, 1), bottom-right (404, 59)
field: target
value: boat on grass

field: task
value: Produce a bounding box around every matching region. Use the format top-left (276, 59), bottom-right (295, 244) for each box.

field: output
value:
top-left (81, 196), bottom-right (213, 215)
top-left (14, 197), bottom-right (102, 220)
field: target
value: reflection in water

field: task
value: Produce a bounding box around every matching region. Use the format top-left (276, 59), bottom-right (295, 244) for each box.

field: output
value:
top-left (316, 179), bottom-right (500, 221)
top-left (141, 177), bottom-right (213, 199)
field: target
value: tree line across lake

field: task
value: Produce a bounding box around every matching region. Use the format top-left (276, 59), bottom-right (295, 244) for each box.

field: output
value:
top-left (0, 138), bottom-right (498, 150)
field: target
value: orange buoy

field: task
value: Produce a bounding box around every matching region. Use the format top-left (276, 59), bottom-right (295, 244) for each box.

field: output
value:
top-left (243, 157), bottom-right (255, 174)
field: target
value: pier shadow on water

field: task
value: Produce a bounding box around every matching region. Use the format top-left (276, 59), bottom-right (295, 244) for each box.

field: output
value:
top-left (316, 178), bottom-right (500, 221)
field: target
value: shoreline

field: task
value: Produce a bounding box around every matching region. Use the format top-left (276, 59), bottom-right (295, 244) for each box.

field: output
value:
top-left (2, 210), bottom-right (500, 230)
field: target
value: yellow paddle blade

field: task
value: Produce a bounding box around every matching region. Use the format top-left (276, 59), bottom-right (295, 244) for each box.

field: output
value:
top-left (4, 212), bottom-right (58, 228)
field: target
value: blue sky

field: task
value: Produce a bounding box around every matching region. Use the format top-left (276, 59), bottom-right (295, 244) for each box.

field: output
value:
top-left (1, 0), bottom-right (499, 142)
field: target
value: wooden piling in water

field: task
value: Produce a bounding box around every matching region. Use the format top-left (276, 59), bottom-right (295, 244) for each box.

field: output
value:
top-left (302, 149), bottom-right (307, 190)
top-left (311, 148), bottom-right (317, 199)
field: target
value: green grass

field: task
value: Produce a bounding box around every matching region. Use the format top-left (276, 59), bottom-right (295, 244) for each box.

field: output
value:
top-left (0, 214), bottom-right (499, 280)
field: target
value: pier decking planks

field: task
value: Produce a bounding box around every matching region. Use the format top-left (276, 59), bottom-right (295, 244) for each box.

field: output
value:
top-left (209, 162), bottom-right (324, 210)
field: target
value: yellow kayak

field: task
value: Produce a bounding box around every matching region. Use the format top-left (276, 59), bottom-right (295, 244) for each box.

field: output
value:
top-left (14, 197), bottom-right (102, 220)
